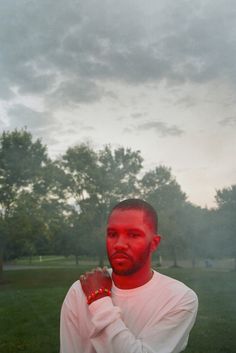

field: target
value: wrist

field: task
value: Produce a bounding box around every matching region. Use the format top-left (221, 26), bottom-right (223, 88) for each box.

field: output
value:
top-left (88, 293), bottom-right (109, 305)
top-left (87, 288), bottom-right (111, 305)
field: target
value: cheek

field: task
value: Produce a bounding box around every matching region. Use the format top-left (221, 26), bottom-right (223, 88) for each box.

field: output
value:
top-left (131, 241), bottom-right (149, 255)
top-left (106, 239), bottom-right (113, 253)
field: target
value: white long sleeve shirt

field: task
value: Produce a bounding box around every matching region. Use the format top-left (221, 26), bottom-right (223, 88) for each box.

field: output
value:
top-left (60, 270), bottom-right (198, 353)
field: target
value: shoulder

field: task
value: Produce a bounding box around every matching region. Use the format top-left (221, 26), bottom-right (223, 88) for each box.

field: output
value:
top-left (62, 280), bottom-right (85, 310)
top-left (152, 270), bottom-right (198, 312)
top-left (152, 270), bottom-right (195, 294)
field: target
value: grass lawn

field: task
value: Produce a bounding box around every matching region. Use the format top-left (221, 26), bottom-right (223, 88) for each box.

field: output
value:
top-left (10, 255), bottom-right (103, 267)
top-left (0, 267), bottom-right (236, 353)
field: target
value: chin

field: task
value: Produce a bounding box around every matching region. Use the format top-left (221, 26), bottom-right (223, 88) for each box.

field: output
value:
top-left (112, 268), bottom-right (133, 276)
top-left (111, 264), bottom-right (140, 276)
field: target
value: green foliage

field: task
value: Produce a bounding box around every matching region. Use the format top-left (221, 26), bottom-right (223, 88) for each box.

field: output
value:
top-left (215, 185), bottom-right (236, 268)
top-left (183, 203), bottom-right (208, 262)
top-left (141, 166), bottom-right (187, 266)
top-left (0, 129), bottom-right (47, 209)
top-left (1, 129), bottom-right (235, 271)
top-left (0, 130), bottom-right (77, 267)
top-left (0, 130), bottom-right (49, 279)
top-left (61, 144), bottom-right (143, 264)
top-left (216, 185), bottom-right (236, 209)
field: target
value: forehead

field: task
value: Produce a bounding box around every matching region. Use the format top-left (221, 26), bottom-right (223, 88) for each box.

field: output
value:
top-left (107, 209), bottom-right (151, 230)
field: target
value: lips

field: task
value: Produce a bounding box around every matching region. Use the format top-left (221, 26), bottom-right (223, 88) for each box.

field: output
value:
top-left (111, 253), bottom-right (130, 260)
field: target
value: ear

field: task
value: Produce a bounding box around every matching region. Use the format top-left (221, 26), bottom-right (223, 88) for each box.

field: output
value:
top-left (151, 234), bottom-right (161, 252)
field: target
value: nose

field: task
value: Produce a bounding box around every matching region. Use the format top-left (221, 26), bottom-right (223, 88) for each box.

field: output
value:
top-left (114, 235), bottom-right (128, 251)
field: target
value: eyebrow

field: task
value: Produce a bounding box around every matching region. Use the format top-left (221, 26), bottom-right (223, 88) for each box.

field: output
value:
top-left (107, 227), bottom-right (144, 233)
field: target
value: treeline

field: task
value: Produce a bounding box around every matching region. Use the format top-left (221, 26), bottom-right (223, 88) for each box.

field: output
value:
top-left (0, 129), bottom-right (236, 279)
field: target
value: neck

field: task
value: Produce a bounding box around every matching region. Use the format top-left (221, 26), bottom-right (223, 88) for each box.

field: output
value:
top-left (112, 262), bottom-right (153, 289)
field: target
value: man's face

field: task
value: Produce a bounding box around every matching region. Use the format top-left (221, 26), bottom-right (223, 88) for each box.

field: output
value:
top-left (106, 208), bottom-right (160, 276)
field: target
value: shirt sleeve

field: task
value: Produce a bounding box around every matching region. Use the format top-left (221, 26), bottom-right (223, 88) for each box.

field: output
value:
top-left (88, 290), bottom-right (198, 353)
top-left (60, 300), bottom-right (84, 353)
top-left (60, 283), bottom-right (86, 353)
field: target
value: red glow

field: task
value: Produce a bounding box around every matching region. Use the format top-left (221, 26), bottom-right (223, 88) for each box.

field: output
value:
top-left (106, 209), bottom-right (161, 289)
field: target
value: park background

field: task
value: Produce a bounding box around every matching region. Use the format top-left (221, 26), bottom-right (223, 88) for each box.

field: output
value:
top-left (0, 129), bottom-right (236, 353)
top-left (1, 0), bottom-right (236, 352)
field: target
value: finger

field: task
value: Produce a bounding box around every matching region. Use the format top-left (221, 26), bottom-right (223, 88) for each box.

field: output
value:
top-left (85, 271), bottom-right (93, 276)
top-left (80, 274), bottom-right (85, 281)
top-left (102, 267), bottom-right (110, 277)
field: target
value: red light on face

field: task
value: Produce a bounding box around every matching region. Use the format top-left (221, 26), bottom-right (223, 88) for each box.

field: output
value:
top-left (112, 257), bottom-right (130, 266)
top-left (106, 209), bottom-right (154, 276)
top-left (111, 253), bottom-right (130, 260)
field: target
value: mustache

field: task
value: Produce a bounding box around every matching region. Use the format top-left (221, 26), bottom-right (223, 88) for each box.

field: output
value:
top-left (111, 252), bottom-right (131, 259)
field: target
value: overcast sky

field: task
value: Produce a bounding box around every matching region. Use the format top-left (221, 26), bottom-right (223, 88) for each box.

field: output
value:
top-left (1, 0), bottom-right (236, 208)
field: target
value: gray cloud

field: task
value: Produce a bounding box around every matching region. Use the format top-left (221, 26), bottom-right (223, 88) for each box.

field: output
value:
top-left (0, 80), bottom-right (15, 101)
top-left (81, 126), bottom-right (95, 131)
top-left (7, 104), bottom-right (56, 130)
top-left (131, 112), bottom-right (147, 119)
top-left (219, 117), bottom-right (236, 127)
top-left (0, 0), bottom-right (236, 105)
top-left (174, 95), bottom-right (197, 108)
top-left (47, 79), bottom-right (105, 108)
top-left (123, 127), bottom-right (132, 133)
top-left (137, 121), bottom-right (184, 137)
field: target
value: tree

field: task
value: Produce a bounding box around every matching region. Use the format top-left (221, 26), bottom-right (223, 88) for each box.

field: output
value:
top-left (61, 144), bottom-right (143, 265)
top-left (92, 146), bottom-right (143, 266)
top-left (183, 202), bottom-right (211, 267)
top-left (140, 166), bottom-right (187, 267)
top-left (0, 129), bottom-right (48, 208)
top-left (215, 185), bottom-right (236, 270)
top-left (0, 129), bottom-right (48, 281)
top-left (5, 192), bottom-right (46, 262)
top-left (0, 214), bottom-right (7, 280)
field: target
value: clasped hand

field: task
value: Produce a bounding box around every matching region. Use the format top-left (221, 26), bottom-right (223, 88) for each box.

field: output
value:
top-left (80, 267), bottom-right (112, 304)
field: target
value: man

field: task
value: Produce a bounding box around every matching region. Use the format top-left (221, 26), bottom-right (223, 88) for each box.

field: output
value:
top-left (60, 199), bottom-right (198, 353)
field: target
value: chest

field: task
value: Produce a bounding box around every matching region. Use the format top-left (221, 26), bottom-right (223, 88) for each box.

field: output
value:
top-left (112, 293), bottom-right (162, 336)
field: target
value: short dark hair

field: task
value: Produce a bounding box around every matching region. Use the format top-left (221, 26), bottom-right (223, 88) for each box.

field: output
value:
top-left (109, 198), bottom-right (158, 233)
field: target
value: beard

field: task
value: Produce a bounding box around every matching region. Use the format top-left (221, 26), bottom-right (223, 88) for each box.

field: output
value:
top-left (108, 243), bottom-right (152, 276)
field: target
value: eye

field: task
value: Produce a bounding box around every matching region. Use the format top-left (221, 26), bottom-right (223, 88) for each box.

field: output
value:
top-left (107, 230), bottom-right (117, 238)
top-left (128, 231), bottom-right (140, 238)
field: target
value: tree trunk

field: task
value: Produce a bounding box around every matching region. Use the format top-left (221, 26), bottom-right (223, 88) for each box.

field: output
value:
top-left (75, 254), bottom-right (79, 266)
top-left (0, 249), bottom-right (4, 283)
top-left (171, 246), bottom-right (179, 267)
top-left (156, 254), bottom-right (162, 267)
top-left (98, 254), bottom-right (104, 268)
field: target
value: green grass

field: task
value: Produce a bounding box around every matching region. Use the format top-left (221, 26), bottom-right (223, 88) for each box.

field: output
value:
top-left (160, 268), bottom-right (236, 353)
top-left (11, 255), bottom-right (103, 267)
top-left (1, 267), bottom-right (236, 353)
